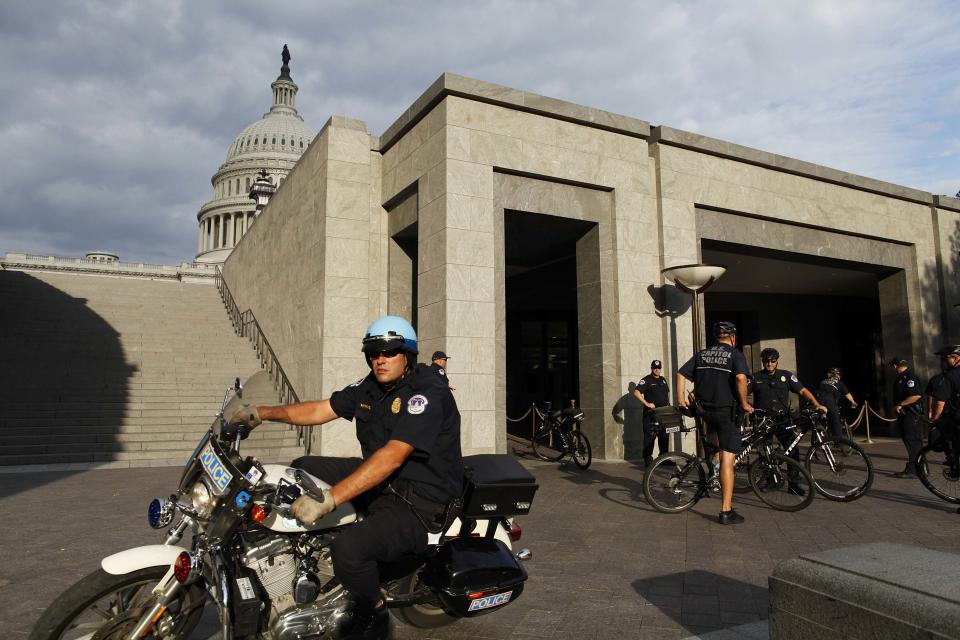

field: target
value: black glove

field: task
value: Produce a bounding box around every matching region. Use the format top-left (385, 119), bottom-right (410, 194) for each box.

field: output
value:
top-left (221, 421), bottom-right (251, 440)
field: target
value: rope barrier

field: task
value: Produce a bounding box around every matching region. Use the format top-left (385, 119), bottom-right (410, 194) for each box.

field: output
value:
top-left (866, 403), bottom-right (899, 423)
top-left (846, 404), bottom-right (867, 429)
top-left (505, 407), bottom-right (533, 423)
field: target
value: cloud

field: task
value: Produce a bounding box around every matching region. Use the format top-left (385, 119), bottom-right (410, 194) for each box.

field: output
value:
top-left (0, 0), bottom-right (958, 262)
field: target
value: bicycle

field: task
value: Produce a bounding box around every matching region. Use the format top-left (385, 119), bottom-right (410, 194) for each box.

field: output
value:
top-left (642, 406), bottom-right (815, 513)
top-left (916, 421), bottom-right (960, 507)
top-left (530, 401), bottom-right (592, 469)
top-left (767, 408), bottom-right (874, 502)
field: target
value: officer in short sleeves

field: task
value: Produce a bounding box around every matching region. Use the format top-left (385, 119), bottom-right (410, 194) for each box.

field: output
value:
top-left (635, 359), bottom-right (671, 466)
top-left (676, 321), bottom-right (753, 525)
top-left (889, 357), bottom-right (924, 478)
top-left (750, 347), bottom-right (826, 494)
top-left (815, 368), bottom-right (857, 438)
top-left (226, 316), bottom-right (462, 639)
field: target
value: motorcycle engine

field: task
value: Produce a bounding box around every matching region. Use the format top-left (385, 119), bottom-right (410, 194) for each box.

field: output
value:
top-left (243, 535), bottom-right (352, 639)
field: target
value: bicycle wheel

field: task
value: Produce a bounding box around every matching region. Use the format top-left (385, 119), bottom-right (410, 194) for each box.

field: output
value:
top-left (531, 426), bottom-right (565, 462)
top-left (571, 430), bottom-right (592, 469)
top-left (749, 452), bottom-right (815, 511)
top-left (917, 445), bottom-right (960, 504)
top-left (806, 437), bottom-right (873, 501)
top-left (642, 452), bottom-right (705, 513)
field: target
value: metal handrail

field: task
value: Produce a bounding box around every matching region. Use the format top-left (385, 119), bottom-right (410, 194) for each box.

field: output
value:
top-left (214, 267), bottom-right (311, 453)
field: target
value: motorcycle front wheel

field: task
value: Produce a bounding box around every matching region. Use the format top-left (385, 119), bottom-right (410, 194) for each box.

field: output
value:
top-left (571, 430), bottom-right (592, 469)
top-left (390, 572), bottom-right (459, 629)
top-left (29, 566), bottom-right (205, 640)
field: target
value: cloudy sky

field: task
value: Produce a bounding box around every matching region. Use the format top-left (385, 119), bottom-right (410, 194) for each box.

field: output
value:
top-left (1, 0), bottom-right (958, 264)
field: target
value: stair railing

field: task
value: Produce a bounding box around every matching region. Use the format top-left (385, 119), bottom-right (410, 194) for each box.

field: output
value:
top-left (215, 267), bottom-right (312, 454)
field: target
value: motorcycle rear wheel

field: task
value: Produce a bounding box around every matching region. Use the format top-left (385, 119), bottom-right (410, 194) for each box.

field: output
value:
top-left (28, 566), bottom-right (205, 640)
top-left (389, 572), bottom-right (459, 629)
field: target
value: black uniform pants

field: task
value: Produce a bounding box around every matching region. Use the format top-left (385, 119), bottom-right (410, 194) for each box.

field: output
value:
top-left (290, 456), bottom-right (428, 605)
top-left (898, 412), bottom-right (924, 474)
top-left (825, 405), bottom-right (844, 438)
top-left (642, 410), bottom-right (669, 463)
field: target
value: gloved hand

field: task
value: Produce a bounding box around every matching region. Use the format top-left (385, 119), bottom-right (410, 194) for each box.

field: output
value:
top-left (228, 404), bottom-right (262, 429)
top-left (221, 421), bottom-right (251, 441)
top-left (290, 490), bottom-right (337, 524)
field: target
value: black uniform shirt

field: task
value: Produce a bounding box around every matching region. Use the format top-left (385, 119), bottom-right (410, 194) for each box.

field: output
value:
top-left (931, 366), bottom-right (960, 418)
top-left (816, 378), bottom-right (849, 407)
top-left (893, 368), bottom-right (923, 415)
top-left (429, 362), bottom-right (450, 384)
top-left (329, 363), bottom-right (463, 503)
top-left (751, 369), bottom-right (805, 414)
top-left (926, 372), bottom-right (946, 397)
top-left (637, 374), bottom-right (670, 408)
top-left (678, 344), bottom-right (750, 408)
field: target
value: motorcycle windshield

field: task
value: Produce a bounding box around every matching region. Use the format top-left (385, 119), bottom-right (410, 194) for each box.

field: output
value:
top-left (217, 370), bottom-right (280, 438)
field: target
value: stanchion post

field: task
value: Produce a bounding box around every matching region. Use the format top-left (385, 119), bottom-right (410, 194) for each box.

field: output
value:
top-left (863, 401), bottom-right (874, 444)
top-left (530, 402), bottom-right (536, 441)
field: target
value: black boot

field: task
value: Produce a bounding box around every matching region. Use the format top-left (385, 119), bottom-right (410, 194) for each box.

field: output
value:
top-left (347, 599), bottom-right (391, 639)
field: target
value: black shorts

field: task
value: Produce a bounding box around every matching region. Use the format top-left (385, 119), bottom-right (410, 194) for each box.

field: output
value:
top-left (701, 406), bottom-right (741, 454)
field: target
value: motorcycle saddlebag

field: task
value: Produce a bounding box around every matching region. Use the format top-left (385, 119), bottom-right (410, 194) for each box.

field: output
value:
top-left (461, 454), bottom-right (538, 518)
top-left (422, 537), bottom-right (527, 617)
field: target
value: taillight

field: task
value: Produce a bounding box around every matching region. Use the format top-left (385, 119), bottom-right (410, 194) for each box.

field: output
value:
top-left (251, 504), bottom-right (269, 523)
top-left (508, 521), bottom-right (522, 542)
top-left (173, 552), bottom-right (194, 584)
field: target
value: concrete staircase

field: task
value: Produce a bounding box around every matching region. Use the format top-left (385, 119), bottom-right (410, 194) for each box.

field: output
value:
top-left (0, 270), bottom-right (304, 467)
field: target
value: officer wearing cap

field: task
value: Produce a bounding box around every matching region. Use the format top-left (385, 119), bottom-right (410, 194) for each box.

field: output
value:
top-left (750, 348), bottom-right (827, 494)
top-left (225, 316), bottom-right (462, 639)
top-left (889, 357), bottom-right (924, 478)
top-left (634, 359), bottom-right (671, 466)
top-left (430, 350), bottom-right (454, 389)
top-left (677, 321), bottom-right (753, 525)
top-left (815, 367), bottom-right (858, 438)
top-left (930, 345), bottom-right (960, 457)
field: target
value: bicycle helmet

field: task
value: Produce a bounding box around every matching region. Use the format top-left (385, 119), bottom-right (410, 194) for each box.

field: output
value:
top-left (935, 344), bottom-right (960, 357)
top-left (826, 366), bottom-right (842, 377)
top-left (713, 321), bottom-right (737, 338)
top-left (760, 347), bottom-right (780, 361)
top-left (361, 316), bottom-right (418, 362)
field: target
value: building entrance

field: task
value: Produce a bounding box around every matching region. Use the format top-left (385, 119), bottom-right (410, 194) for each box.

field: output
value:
top-left (702, 240), bottom-right (899, 435)
top-left (503, 211), bottom-right (594, 436)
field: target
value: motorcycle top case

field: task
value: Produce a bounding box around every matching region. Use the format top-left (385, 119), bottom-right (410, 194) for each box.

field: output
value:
top-left (461, 454), bottom-right (538, 518)
top-left (422, 537), bottom-right (527, 617)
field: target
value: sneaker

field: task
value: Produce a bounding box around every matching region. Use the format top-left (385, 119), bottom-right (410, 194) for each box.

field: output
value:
top-left (891, 471), bottom-right (916, 479)
top-left (787, 483), bottom-right (806, 497)
top-left (718, 509), bottom-right (745, 525)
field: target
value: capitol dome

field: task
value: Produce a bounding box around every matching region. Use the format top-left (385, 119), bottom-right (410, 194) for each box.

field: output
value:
top-left (195, 46), bottom-right (315, 264)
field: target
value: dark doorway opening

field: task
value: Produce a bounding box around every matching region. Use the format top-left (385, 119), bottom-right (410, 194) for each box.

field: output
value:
top-left (504, 211), bottom-right (594, 437)
top-left (702, 240), bottom-right (896, 435)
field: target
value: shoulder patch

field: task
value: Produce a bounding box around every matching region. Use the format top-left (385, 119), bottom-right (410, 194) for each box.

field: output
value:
top-left (907, 379), bottom-right (916, 388)
top-left (437, 368), bottom-right (445, 376)
top-left (407, 394), bottom-right (429, 415)
top-left (349, 377), bottom-right (364, 388)
top-left (790, 375), bottom-right (798, 383)
top-left (637, 379), bottom-right (646, 386)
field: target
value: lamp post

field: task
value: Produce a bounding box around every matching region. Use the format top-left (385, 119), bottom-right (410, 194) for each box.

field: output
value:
top-left (662, 263), bottom-right (727, 457)
top-left (248, 169), bottom-right (276, 217)
top-left (661, 263), bottom-right (727, 357)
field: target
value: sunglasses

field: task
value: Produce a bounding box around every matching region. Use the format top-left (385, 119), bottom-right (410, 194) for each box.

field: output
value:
top-left (762, 359), bottom-right (778, 363)
top-left (367, 348), bottom-right (404, 360)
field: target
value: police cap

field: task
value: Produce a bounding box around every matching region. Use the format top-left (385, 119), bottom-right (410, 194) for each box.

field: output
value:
top-left (431, 351), bottom-right (450, 361)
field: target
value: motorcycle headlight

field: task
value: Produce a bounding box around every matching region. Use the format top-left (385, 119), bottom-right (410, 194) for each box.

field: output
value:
top-left (190, 481), bottom-right (217, 518)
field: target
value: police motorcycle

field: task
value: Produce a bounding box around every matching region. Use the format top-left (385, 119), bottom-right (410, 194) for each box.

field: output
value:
top-left (30, 372), bottom-right (538, 640)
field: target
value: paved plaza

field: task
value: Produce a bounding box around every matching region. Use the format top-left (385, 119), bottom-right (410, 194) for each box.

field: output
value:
top-left (3, 438), bottom-right (960, 639)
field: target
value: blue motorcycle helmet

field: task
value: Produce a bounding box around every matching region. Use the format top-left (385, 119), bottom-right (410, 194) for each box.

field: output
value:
top-left (361, 316), bottom-right (418, 365)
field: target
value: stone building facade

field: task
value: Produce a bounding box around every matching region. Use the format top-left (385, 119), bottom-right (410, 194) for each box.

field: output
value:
top-left (222, 73), bottom-right (960, 459)
top-left (195, 49), bottom-right (315, 263)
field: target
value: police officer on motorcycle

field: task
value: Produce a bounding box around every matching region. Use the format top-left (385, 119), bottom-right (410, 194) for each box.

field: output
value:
top-left (227, 316), bottom-right (463, 639)
top-left (750, 348), bottom-right (827, 495)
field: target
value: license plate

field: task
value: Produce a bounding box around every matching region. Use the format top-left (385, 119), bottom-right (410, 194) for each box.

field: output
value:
top-left (468, 591), bottom-right (513, 611)
top-left (199, 442), bottom-right (232, 494)
top-left (664, 425), bottom-right (681, 434)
